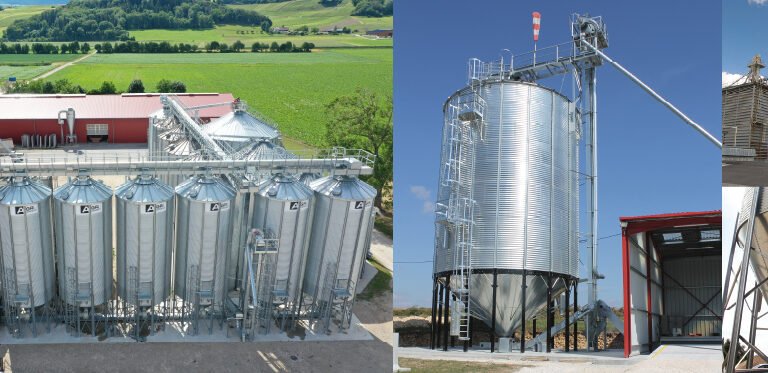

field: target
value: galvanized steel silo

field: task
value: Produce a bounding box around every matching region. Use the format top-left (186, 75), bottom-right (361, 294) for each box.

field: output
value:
top-left (433, 81), bottom-right (580, 336)
top-left (53, 176), bottom-right (113, 307)
top-left (252, 174), bottom-right (314, 307)
top-left (175, 175), bottom-right (236, 308)
top-left (0, 177), bottom-right (55, 308)
top-left (115, 175), bottom-right (175, 306)
top-left (202, 108), bottom-right (281, 153)
top-left (303, 176), bottom-right (376, 305)
top-left (737, 188), bottom-right (768, 304)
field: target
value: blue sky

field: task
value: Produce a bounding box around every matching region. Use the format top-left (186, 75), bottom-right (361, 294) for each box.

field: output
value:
top-left (723, 0), bottom-right (768, 82)
top-left (393, 0), bottom-right (721, 308)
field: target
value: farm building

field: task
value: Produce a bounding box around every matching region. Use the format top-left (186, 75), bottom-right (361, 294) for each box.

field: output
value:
top-left (366, 29), bottom-right (393, 38)
top-left (0, 93), bottom-right (234, 145)
top-left (722, 55), bottom-right (768, 158)
top-left (620, 210), bottom-right (722, 357)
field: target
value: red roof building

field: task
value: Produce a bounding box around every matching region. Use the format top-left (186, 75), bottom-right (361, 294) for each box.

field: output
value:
top-left (0, 93), bottom-right (235, 144)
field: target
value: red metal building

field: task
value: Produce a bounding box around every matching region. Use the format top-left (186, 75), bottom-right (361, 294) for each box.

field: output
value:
top-left (0, 93), bottom-right (234, 145)
top-left (620, 211), bottom-right (722, 357)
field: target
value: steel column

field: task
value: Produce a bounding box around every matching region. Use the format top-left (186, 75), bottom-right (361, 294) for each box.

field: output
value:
top-left (726, 187), bottom-right (760, 373)
top-left (573, 282), bottom-right (578, 352)
top-left (748, 288), bottom-right (762, 368)
top-left (436, 281), bottom-right (443, 349)
top-left (518, 269), bottom-right (524, 353)
top-left (430, 277), bottom-right (438, 350)
top-left (546, 274), bottom-right (552, 353)
top-left (565, 282), bottom-right (571, 352)
top-left (443, 275), bottom-right (450, 351)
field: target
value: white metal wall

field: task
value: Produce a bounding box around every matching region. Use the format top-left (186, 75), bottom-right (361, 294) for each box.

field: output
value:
top-left (628, 232), bottom-right (663, 356)
top-left (661, 255), bottom-right (722, 338)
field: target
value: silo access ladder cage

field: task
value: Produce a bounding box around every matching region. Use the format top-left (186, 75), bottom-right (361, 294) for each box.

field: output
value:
top-left (2, 269), bottom-right (37, 338)
top-left (442, 84), bottom-right (485, 341)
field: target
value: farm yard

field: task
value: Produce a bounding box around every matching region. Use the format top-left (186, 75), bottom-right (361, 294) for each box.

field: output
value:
top-left (43, 48), bottom-right (393, 149)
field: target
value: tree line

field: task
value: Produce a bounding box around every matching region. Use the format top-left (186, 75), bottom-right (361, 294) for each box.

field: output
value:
top-left (8, 78), bottom-right (187, 95)
top-left (351, 0), bottom-right (393, 17)
top-left (0, 40), bottom-right (313, 54)
top-left (3, 0), bottom-right (272, 41)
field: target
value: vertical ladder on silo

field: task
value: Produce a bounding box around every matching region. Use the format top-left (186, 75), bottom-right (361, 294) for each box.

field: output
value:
top-left (254, 251), bottom-right (276, 334)
top-left (3, 269), bottom-right (20, 337)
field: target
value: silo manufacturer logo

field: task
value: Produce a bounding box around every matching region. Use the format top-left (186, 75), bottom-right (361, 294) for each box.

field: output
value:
top-left (207, 202), bottom-right (229, 213)
top-left (289, 202), bottom-right (299, 210)
top-left (77, 204), bottom-right (101, 215)
top-left (210, 203), bottom-right (220, 212)
top-left (354, 201), bottom-right (365, 209)
top-left (13, 205), bottom-right (36, 215)
top-left (143, 202), bottom-right (166, 214)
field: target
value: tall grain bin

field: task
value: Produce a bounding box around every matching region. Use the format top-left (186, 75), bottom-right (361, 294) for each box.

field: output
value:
top-left (433, 80), bottom-right (580, 339)
top-left (202, 102), bottom-right (280, 153)
top-left (737, 188), bottom-right (768, 301)
top-left (723, 55), bottom-right (768, 158)
top-left (115, 175), bottom-right (175, 307)
top-left (53, 176), bottom-right (113, 307)
top-left (304, 175), bottom-right (376, 329)
top-left (0, 177), bottom-right (56, 309)
top-left (175, 175), bottom-right (236, 309)
top-left (252, 174), bottom-right (314, 325)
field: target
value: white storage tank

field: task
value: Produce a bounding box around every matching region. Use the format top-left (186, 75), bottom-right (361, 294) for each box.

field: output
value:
top-left (53, 176), bottom-right (113, 307)
top-left (252, 174), bottom-right (314, 308)
top-left (115, 175), bottom-right (175, 307)
top-left (0, 177), bottom-right (55, 308)
top-left (303, 176), bottom-right (376, 305)
top-left (175, 175), bottom-right (236, 308)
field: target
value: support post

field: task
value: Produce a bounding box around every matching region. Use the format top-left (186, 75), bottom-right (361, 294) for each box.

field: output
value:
top-left (546, 274), bottom-right (552, 353)
top-left (565, 281), bottom-right (571, 352)
top-left (519, 270), bottom-right (525, 353)
top-left (430, 277), bottom-right (438, 350)
top-left (748, 288), bottom-right (762, 368)
top-left (443, 275), bottom-right (450, 351)
top-left (491, 269), bottom-right (498, 353)
top-left (573, 283), bottom-right (578, 351)
top-left (436, 281), bottom-right (443, 349)
top-left (726, 187), bottom-right (761, 373)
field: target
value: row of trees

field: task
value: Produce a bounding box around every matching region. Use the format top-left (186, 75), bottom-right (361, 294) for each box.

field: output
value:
top-left (8, 78), bottom-right (187, 95)
top-left (351, 0), bottom-right (393, 17)
top-left (0, 42), bottom-right (92, 55)
top-left (3, 0), bottom-right (272, 41)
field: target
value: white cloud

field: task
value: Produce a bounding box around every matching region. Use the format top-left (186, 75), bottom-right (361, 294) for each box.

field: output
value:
top-left (410, 185), bottom-right (431, 200)
top-left (749, 0), bottom-right (768, 5)
top-left (723, 71), bottom-right (747, 87)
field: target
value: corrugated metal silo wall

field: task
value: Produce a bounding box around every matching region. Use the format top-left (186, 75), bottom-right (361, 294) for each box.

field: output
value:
top-left (661, 255), bottom-right (721, 337)
top-left (722, 83), bottom-right (768, 158)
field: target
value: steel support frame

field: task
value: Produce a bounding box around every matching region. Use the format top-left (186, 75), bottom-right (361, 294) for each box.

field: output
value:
top-left (726, 187), bottom-right (764, 373)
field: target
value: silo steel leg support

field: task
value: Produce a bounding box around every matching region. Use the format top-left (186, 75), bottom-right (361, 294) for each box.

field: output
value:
top-left (443, 275), bottom-right (450, 351)
top-left (546, 274), bottom-right (552, 353)
top-left (727, 187), bottom-right (760, 373)
top-left (573, 284), bottom-right (578, 351)
top-left (430, 277), bottom-right (438, 350)
top-left (519, 270), bottom-right (524, 353)
top-left (491, 269), bottom-right (498, 353)
top-left (565, 281), bottom-right (571, 353)
top-left (436, 281), bottom-right (443, 349)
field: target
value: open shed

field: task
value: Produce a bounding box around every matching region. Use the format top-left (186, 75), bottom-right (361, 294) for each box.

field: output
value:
top-left (620, 210), bottom-right (722, 357)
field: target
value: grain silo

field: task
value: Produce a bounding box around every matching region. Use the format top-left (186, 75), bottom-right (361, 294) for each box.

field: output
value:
top-left (0, 177), bottom-right (56, 336)
top-left (53, 176), bottom-right (113, 312)
top-left (722, 55), bottom-right (768, 157)
top-left (115, 175), bottom-right (175, 308)
top-left (304, 175), bottom-right (376, 330)
top-left (202, 101), bottom-right (281, 153)
top-left (174, 174), bottom-right (236, 332)
top-left (251, 174), bottom-right (314, 330)
top-left (432, 73), bottom-right (579, 348)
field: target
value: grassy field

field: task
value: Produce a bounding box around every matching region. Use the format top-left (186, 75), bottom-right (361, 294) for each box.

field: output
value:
top-left (131, 25), bottom-right (391, 48)
top-left (0, 53), bottom-right (79, 80)
top-left (231, 0), bottom-right (392, 30)
top-left (359, 259), bottom-right (392, 301)
top-left (0, 5), bottom-right (54, 35)
top-left (45, 48), bottom-right (392, 148)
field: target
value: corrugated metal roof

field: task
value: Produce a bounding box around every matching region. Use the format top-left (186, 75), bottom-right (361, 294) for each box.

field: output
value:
top-left (201, 110), bottom-right (279, 141)
top-left (0, 93), bottom-right (235, 120)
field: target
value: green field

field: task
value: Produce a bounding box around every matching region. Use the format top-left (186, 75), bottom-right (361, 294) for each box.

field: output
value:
top-left (0, 53), bottom-right (80, 80)
top-left (231, 0), bottom-right (392, 30)
top-left (131, 25), bottom-right (391, 48)
top-left (0, 5), bottom-right (54, 35)
top-left (45, 48), bottom-right (392, 148)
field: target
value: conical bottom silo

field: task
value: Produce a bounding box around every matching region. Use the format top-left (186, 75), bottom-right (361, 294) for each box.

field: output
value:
top-left (433, 80), bottom-right (580, 337)
top-left (115, 175), bottom-right (175, 307)
top-left (0, 177), bottom-right (56, 309)
top-left (174, 175), bottom-right (236, 310)
top-left (304, 175), bottom-right (376, 328)
top-left (53, 176), bottom-right (113, 308)
top-left (252, 174), bottom-right (314, 325)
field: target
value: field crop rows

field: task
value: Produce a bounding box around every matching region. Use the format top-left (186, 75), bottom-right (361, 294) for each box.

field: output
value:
top-left (46, 48), bottom-right (393, 149)
top-left (0, 53), bottom-right (79, 80)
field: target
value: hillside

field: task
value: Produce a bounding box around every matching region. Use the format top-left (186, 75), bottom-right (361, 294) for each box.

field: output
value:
top-left (3, 0), bottom-right (272, 41)
top-left (0, 5), bottom-right (52, 35)
top-left (231, 0), bottom-right (392, 31)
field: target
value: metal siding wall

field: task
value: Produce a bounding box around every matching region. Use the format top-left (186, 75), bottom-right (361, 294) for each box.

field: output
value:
top-left (628, 232), bottom-right (649, 354)
top-left (661, 255), bottom-right (722, 338)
